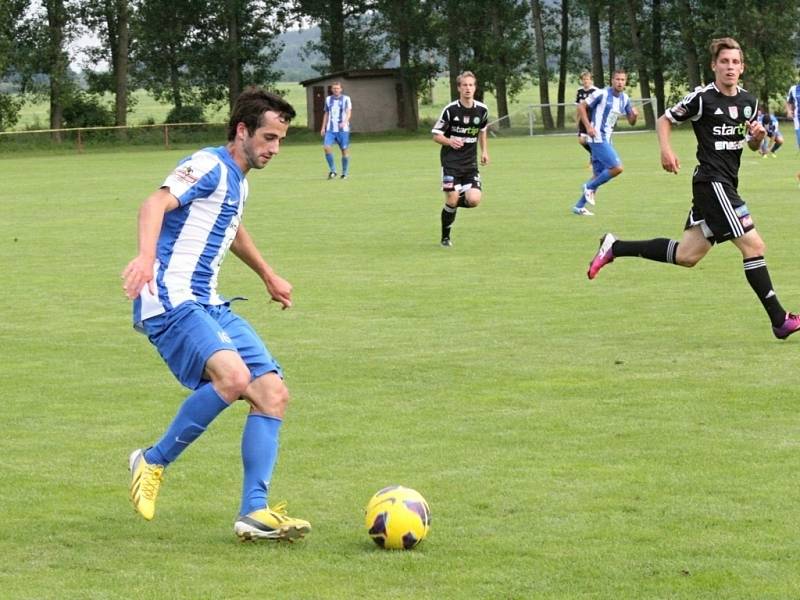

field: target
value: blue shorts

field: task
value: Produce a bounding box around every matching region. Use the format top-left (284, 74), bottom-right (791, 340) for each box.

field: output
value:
top-left (323, 131), bottom-right (350, 149)
top-left (142, 301), bottom-right (282, 390)
top-left (589, 141), bottom-right (622, 172)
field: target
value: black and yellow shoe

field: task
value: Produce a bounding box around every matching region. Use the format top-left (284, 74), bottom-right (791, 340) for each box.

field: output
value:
top-left (234, 501), bottom-right (311, 542)
top-left (128, 448), bottom-right (164, 521)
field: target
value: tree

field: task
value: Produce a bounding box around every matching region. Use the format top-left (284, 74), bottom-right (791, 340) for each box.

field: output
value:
top-left (622, 0), bottom-right (655, 128)
top-left (192, 0), bottom-right (288, 110)
top-left (530, 0), bottom-right (554, 129)
top-left (0, 0), bottom-right (26, 130)
top-left (78, 0), bottom-right (130, 127)
top-left (587, 0), bottom-right (603, 85)
top-left (131, 0), bottom-right (206, 112)
top-left (293, 0), bottom-right (386, 73)
top-left (375, 0), bottom-right (438, 131)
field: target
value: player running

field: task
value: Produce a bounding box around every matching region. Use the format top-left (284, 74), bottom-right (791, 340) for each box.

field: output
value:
top-left (587, 38), bottom-right (800, 340)
top-left (432, 70), bottom-right (490, 247)
top-left (571, 70), bottom-right (638, 216)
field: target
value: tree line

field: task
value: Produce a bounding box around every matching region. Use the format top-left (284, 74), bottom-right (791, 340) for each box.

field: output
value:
top-left (0, 0), bottom-right (798, 136)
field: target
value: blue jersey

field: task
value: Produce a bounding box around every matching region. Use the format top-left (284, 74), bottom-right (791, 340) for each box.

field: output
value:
top-left (786, 83), bottom-right (800, 129)
top-left (133, 146), bottom-right (247, 329)
top-left (760, 113), bottom-right (779, 136)
top-left (324, 94), bottom-right (352, 133)
top-left (583, 87), bottom-right (634, 143)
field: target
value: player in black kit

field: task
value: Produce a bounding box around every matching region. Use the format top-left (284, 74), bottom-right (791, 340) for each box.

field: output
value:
top-left (587, 37), bottom-right (800, 340)
top-left (575, 70), bottom-right (597, 156)
top-left (432, 70), bottom-right (490, 247)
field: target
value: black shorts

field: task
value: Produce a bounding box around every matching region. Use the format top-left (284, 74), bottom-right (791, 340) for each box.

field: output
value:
top-left (684, 180), bottom-right (754, 244)
top-left (441, 167), bottom-right (482, 193)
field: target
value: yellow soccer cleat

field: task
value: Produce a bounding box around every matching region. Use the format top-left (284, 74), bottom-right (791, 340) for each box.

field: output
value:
top-left (234, 501), bottom-right (311, 542)
top-left (129, 449), bottom-right (164, 521)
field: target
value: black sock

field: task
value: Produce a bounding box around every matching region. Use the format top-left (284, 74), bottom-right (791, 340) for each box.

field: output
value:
top-left (743, 256), bottom-right (786, 326)
top-left (582, 143), bottom-right (592, 155)
top-left (611, 239), bottom-right (679, 264)
top-left (441, 205), bottom-right (456, 239)
top-left (772, 141), bottom-right (782, 153)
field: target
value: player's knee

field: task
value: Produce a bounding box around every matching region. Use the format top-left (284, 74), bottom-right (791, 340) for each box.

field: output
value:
top-left (215, 366), bottom-right (252, 401)
top-left (466, 194), bottom-right (482, 207)
top-left (610, 165), bottom-right (623, 176)
top-left (248, 377), bottom-right (289, 416)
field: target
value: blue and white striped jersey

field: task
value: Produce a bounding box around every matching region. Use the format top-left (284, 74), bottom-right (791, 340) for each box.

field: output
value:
top-left (133, 146), bottom-right (248, 329)
top-left (786, 83), bottom-right (800, 129)
top-left (583, 87), bottom-right (634, 143)
top-left (324, 94), bottom-right (352, 133)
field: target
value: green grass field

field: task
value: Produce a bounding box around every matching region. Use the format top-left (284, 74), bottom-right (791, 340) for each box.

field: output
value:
top-left (2, 130), bottom-right (800, 599)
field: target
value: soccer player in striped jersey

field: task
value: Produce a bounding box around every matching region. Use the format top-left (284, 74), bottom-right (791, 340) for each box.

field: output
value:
top-left (122, 87), bottom-right (312, 541)
top-left (785, 75), bottom-right (800, 149)
top-left (587, 38), bottom-right (800, 340)
top-left (572, 70), bottom-right (638, 216)
top-left (432, 70), bottom-right (490, 247)
top-left (320, 82), bottom-right (352, 179)
top-left (758, 111), bottom-right (783, 157)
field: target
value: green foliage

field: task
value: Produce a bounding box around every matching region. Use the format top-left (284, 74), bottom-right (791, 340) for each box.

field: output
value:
top-left (0, 92), bottom-right (22, 131)
top-left (62, 90), bottom-right (114, 127)
top-left (3, 133), bottom-right (800, 598)
top-left (165, 104), bottom-right (206, 124)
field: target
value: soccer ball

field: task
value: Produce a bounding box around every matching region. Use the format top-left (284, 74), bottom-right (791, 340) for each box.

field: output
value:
top-left (364, 485), bottom-right (431, 550)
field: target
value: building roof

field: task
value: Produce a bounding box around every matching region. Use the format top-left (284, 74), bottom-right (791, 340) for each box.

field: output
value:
top-left (299, 68), bottom-right (401, 87)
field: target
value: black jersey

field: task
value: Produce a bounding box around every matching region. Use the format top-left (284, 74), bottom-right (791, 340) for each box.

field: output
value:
top-left (575, 86), bottom-right (597, 133)
top-left (664, 82), bottom-right (758, 187)
top-left (574, 86), bottom-right (597, 105)
top-left (432, 99), bottom-right (489, 172)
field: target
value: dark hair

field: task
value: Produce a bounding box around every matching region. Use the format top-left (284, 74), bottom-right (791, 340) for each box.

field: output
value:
top-left (227, 87), bottom-right (296, 141)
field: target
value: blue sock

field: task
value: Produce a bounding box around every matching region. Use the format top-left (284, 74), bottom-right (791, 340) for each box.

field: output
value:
top-left (574, 196), bottom-right (587, 209)
top-left (342, 156), bottom-right (350, 175)
top-left (588, 169), bottom-right (613, 190)
top-left (144, 383), bottom-right (230, 466)
top-left (325, 153), bottom-right (335, 172)
top-left (239, 414), bottom-right (282, 516)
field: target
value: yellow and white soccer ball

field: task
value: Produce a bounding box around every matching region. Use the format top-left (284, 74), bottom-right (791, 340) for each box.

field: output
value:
top-left (364, 485), bottom-right (431, 550)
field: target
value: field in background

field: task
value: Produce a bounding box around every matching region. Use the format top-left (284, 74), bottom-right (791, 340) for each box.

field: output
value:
top-left (13, 77), bottom-right (597, 133)
top-left (2, 131), bottom-right (800, 599)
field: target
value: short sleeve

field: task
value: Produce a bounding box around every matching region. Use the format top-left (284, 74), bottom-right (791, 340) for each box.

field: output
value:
top-left (432, 106), bottom-right (449, 135)
top-left (161, 154), bottom-right (221, 206)
top-left (665, 88), bottom-right (702, 124)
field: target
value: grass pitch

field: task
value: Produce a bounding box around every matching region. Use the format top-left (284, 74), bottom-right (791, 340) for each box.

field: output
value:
top-left (1, 130), bottom-right (800, 599)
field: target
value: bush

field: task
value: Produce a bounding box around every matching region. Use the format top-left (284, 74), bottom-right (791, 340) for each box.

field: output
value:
top-left (62, 92), bottom-right (114, 128)
top-left (165, 105), bottom-right (205, 124)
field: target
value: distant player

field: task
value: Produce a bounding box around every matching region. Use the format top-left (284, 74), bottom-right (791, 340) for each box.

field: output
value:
top-left (785, 75), bottom-right (800, 149)
top-left (432, 70), bottom-right (490, 247)
top-left (575, 71), bottom-right (597, 157)
top-left (758, 111), bottom-right (783, 157)
top-left (320, 81), bottom-right (352, 179)
top-left (587, 38), bottom-right (800, 340)
top-left (571, 69), bottom-right (638, 216)
top-left (122, 87), bottom-right (312, 541)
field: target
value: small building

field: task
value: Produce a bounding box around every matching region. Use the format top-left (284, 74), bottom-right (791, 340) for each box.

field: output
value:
top-left (299, 69), bottom-right (416, 133)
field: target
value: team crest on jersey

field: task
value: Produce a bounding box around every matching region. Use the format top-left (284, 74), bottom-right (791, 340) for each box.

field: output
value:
top-left (174, 165), bottom-right (199, 184)
top-left (728, 106), bottom-right (738, 119)
top-left (743, 106), bottom-right (752, 118)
